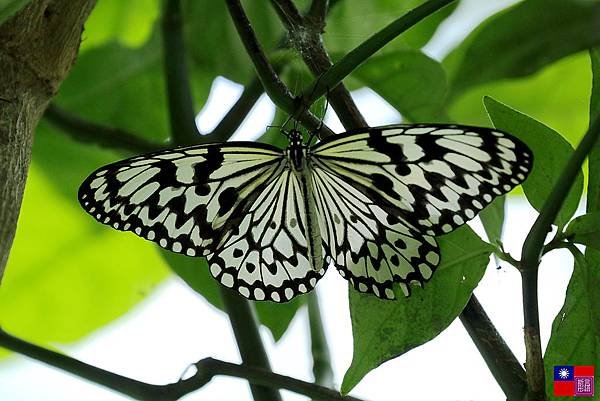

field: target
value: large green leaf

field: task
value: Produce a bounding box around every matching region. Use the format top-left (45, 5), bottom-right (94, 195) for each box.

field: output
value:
top-left (351, 50), bottom-right (448, 122)
top-left (444, 0), bottom-right (600, 98)
top-left (0, 0), bottom-right (30, 25)
top-left (164, 252), bottom-right (304, 342)
top-left (341, 226), bottom-right (491, 393)
top-left (324, 0), bottom-right (456, 54)
top-left (544, 48), bottom-right (600, 399)
top-left (0, 164), bottom-right (168, 357)
top-left (449, 52), bottom-right (592, 147)
top-left (484, 97), bottom-right (583, 228)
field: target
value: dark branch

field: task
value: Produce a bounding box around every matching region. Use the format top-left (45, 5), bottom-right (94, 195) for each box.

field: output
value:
top-left (307, 0), bottom-right (329, 29)
top-left (269, 0), bottom-right (304, 30)
top-left (220, 288), bottom-right (282, 401)
top-left (300, 0), bottom-right (456, 106)
top-left (0, 327), bottom-right (368, 401)
top-left (459, 295), bottom-right (527, 400)
top-left (44, 104), bottom-right (167, 154)
top-left (224, 0), bottom-right (334, 137)
top-left (162, 0), bottom-right (200, 144)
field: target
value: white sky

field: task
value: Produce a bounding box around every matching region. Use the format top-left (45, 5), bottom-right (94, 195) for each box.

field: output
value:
top-left (3, 1), bottom-right (576, 400)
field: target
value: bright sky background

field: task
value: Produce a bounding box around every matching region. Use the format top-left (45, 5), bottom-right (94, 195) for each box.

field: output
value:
top-left (1, 1), bottom-right (578, 400)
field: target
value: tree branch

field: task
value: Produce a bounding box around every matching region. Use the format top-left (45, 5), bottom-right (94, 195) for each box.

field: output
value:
top-left (299, 0), bottom-right (456, 106)
top-left (224, 0), bottom-right (334, 137)
top-left (161, 0), bottom-right (199, 144)
top-left (520, 115), bottom-right (600, 400)
top-left (307, 0), bottom-right (329, 28)
top-left (0, 0), bottom-right (97, 284)
top-left (0, 327), bottom-right (367, 401)
top-left (270, 0), bottom-right (367, 129)
top-left (44, 104), bottom-right (167, 154)
top-left (219, 287), bottom-right (282, 401)
top-left (459, 295), bottom-right (527, 400)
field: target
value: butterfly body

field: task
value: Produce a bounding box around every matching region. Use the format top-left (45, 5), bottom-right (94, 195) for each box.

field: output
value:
top-left (79, 124), bottom-right (532, 302)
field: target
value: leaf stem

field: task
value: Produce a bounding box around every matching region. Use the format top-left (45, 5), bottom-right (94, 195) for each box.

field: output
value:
top-left (307, 292), bottom-right (334, 388)
top-left (219, 287), bottom-right (282, 401)
top-left (161, 0), bottom-right (199, 144)
top-left (459, 295), bottom-right (527, 400)
top-left (520, 114), bottom-right (600, 399)
top-left (44, 104), bottom-right (167, 154)
top-left (300, 0), bottom-right (456, 105)
top-left (0, 327), bottom-right (366, 401)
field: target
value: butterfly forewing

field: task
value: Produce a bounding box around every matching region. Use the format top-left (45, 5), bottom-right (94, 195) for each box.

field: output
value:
top-left (78, 143), bottom-right (284, 256)
top-left (312, 124), bottom-right (533, 237)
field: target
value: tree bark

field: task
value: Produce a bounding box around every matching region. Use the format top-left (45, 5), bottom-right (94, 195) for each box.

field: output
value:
top-left (0, 0), bottom-right (96, 283)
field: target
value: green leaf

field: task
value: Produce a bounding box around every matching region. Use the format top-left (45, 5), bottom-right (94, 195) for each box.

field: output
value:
top-left (341, 226), bottom-right (491, 393)
top-left (444, 0), bottom-right (600, 98)
top-left (324, 0), bottom-right (455, 54)
top-left (163, 251), bottom-right (304, 342)
top-left (448, 52), bottom-right (592, 148)
top-left (0, 0), bottom-right (30, 25)
top-left (479, 196), bottom-right (505, 244)
top-left (0, 164), bottom-right (168, 357)
top-left (82, 0), bottom-right (160, 50)
top-left (544, 247), bottom-right (600, 399)
top-left (564, 213), bottom-right (600, 251)
top-left (484, 96), bottom-right (583, 228)
top-left (351, 50), bottom-right (448, 122)
top-left (184, 1), bottom-right (283, 86)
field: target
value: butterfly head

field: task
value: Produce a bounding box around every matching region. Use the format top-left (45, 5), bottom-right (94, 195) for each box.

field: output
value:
top-left (285, 128), bottom-right (304, 147)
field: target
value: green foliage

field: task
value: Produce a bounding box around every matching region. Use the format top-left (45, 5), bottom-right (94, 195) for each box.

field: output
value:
top-left (565, 213), bottom-right (600, 251)
top-left (342, 226), bottom-right (492, 393)
top-left (351, 50), bottom-right (448, 121)
top-left (444, 0), bottom-right (600, 98)
top-left (484, 96), bottom-right (584, 228)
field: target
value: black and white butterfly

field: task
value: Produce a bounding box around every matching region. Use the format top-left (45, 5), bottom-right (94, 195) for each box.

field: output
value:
top-left (78, 124), bottom-right (532, 302)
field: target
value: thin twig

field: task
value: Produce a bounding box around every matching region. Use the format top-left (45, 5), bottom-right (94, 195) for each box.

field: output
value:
top-left (300, 0), bottom-right (456, 106)
top-left (219, 287), bottom-right (282, 401)
top-left (44, 104), bottom-right (167, 154)
top-left (520, 115), bottom-right (600, 400)
top-left (224, 0), bottom-right (334, 137)
top-left (0, 327), bottom-right (367, 401)
top-left (307, 292), bottom-right (334, 388)
top-left (162, 0), bottom-right (200, 144)
top-left (206, 76), bottom-right (265, 142)
top-left (459, 296), bottom-right (527, 400)
top-left (269, 0), bottom-right (304, 30)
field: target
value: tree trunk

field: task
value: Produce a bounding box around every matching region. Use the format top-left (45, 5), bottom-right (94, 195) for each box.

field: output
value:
top-left (0, 0), bottom-right (96, 284)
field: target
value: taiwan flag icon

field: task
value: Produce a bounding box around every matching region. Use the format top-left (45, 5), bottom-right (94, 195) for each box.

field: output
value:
top-left (554, 366), bottom-right (594, 396)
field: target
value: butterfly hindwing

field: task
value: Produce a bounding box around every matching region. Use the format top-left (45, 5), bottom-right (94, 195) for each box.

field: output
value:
top-left (208, 169), bottom-right (326, 302)
top-left (78, 143), bottom-right (284, 256)
top-left (311, 164), bottom-right (439, 299)
top-left (312, 124), bottom-right (533, 236)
